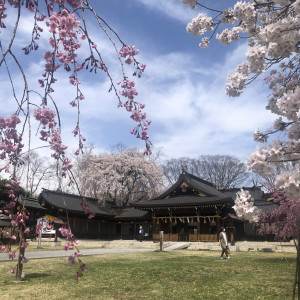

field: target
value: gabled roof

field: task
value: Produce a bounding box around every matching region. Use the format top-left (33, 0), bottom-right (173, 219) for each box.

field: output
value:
top-left (220, 186), bottom-right (278, 214)
top-left (18, 196), bottom-right (47, 211)
top-left (133, 171), bottom-right (232, 209)
top-left (39, 189), bottom-right (113, 216)
top-left (112, 207), bottom-right (151, 219)
top-left (254, 201), bottom-right (278, 214)
top-left (133, 196), bottom-right (230, 209)
top-left (0, 214), bottom-right (11, 227)
top-left (156, 172), bottom-right (224, 199)
top-left (220, 186), bottom-right (266, 202)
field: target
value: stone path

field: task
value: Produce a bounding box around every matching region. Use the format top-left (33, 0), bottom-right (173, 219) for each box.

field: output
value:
top-left (0, 248), bottom-right (153, 261)
top-left (161, 242), bottom-right (191, 251)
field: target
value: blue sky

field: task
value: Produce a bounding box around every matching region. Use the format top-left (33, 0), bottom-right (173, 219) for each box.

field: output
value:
top-left (1, 0), bottom-right (276, 164)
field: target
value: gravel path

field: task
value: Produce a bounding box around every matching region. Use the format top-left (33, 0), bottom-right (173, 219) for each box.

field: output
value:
top-left (0, 248), bottom-right (154, 261)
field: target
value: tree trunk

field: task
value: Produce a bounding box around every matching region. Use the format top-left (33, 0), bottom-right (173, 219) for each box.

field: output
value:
top-left (298, 233), bottom-right (300, 300)
top-left (293, 233), bottom-right (300, 300)
top-left (16, 227), bottom-right (25, 281)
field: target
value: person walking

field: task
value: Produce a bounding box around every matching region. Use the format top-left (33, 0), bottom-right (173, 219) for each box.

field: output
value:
top-left (219, 227), bottom-right (230, 259)
top-left (138, 226), bottom-right (144, 242)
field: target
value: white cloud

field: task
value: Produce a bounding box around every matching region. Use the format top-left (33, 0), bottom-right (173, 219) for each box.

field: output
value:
top-left (22, 40), bottom-right (273, 163)
top-left (0, 4), bottom-right (276, 167)
top-left (133, 43), bottom-right (276, 162)
top-left (133, 0), bottom-right (198, 23)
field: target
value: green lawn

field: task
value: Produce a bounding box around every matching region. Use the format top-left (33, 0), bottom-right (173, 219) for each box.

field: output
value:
top-left (0, 250), bottom-right (297, 300)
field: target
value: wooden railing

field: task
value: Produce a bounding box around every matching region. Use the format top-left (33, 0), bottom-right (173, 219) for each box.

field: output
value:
top-left (153, 233), bottom-right (179, 241)
top-left (153, 233), bottom-right (218, 242)
top-left (189, 234), bottom-right (218, 242)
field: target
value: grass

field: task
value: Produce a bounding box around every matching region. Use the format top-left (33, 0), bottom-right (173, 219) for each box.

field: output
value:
top-left (0, 250), bottom-right (297, 300)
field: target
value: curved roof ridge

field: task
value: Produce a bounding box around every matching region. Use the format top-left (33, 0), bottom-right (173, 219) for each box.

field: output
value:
top-left (41, 188), bottom-right (110, 203)
top-left (40, 189), bottom-right (113, 216)
top-left (151, 171), bottom-right (226, 201)
top-left (182, 171), bottom-right (214, 187)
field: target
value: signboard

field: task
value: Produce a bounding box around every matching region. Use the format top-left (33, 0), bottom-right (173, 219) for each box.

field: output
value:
top-left (36, 216), bottom-right (56, 235)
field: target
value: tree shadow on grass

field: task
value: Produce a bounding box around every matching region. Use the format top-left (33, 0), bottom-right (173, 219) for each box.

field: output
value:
top-left (256, 257), bottom-right (296, 264)
top-left (24, 273), bottom-right (50, 280)
top-left (2, 273), bottom-right (50, 286)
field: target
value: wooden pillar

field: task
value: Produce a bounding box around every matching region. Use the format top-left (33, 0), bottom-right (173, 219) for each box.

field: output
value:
top-left (230, 230), bottom-right (234, 244)
top-left (134, 223), bottom-right (137, 240)
top-left (153, 217), bottom-right (156, 236)
top-left (86, 220), bottom-right (89, 238)
top-left (197, 218), bottom-right (201, 240)
top-left (54, 229), bottom-right (57, 242)
top-left (107, 222), bottom-right (110, 240)
top-left (169, 216), bottom-right (172, 234)
top-left (216, 216), bottom-right (221, 234)
top-left (152, 217), bottom-right (156, 241)
top-left (98, 222), bottom-right (100, 239)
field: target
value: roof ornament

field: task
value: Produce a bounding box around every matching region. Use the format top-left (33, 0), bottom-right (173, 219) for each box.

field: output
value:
top-left (180, 182), bottom-right (188, 192)
top-left (198, 192), bottom-right (206, 197)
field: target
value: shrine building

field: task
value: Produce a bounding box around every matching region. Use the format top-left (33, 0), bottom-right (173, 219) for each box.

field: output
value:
top-left (11, 172), bottom-right (276, 243)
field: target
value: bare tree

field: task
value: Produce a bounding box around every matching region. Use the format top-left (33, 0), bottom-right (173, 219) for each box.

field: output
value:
top-left (199, 155), bottom-right (248, 189)
top-left (108, 143), bottom-right (127, 154)
top-left (14, 152), bottom-right (56, 197)
top-left (163, 155), bottom-right (248, 189)
top-left (163, 157), bottom-right (200, 185)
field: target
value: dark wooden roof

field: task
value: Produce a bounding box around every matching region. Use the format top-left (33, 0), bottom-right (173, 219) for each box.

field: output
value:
top-left (253, 200), bottom-right (278, 214)
top-left (0, 214), bottom-right (11, 227)
top-left (112, 207), bottom-right (151, 219)
top-left (39, 189), bottom-right (113, 217)
top-left (220, 186), bottom-right (277, 213)
top-left (133, 171), bottom-right (232, 209)
top-left (18, 196), bottom-right (47, 211)
top-left (133, 196), bottom-right (229, 209)
top-left (220, 186), bottom-right (265, 202)
top-left (156, 172), bottom-right (225, 199)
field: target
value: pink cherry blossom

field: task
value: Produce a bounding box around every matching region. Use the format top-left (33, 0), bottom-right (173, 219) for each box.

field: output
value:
top-left (21, 257), bottom-right (29, 264)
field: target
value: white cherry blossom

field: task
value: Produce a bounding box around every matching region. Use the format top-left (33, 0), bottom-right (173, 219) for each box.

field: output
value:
top-left (233, 189), bottom-right (261, 222)
top-left (182, 0), bottom-right (300, 199)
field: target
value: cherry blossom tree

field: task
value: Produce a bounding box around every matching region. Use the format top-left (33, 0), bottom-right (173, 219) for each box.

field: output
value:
top-left (180, 0), bottom-right (300, 297)
top-left (0, 179), bottom-right (27, 209)
top-left (76, 147), bottom-right (164, 206)
top-left (257, 189), bottom-right (300, 298)
top-left (0, 0), bottom-right (151, 281)
top-left (233, 188), bottom-right (262, 222)
top-left (258, 190), bottom-right (300, 242)
top-left (180, 0), bottom-right (299, 198)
